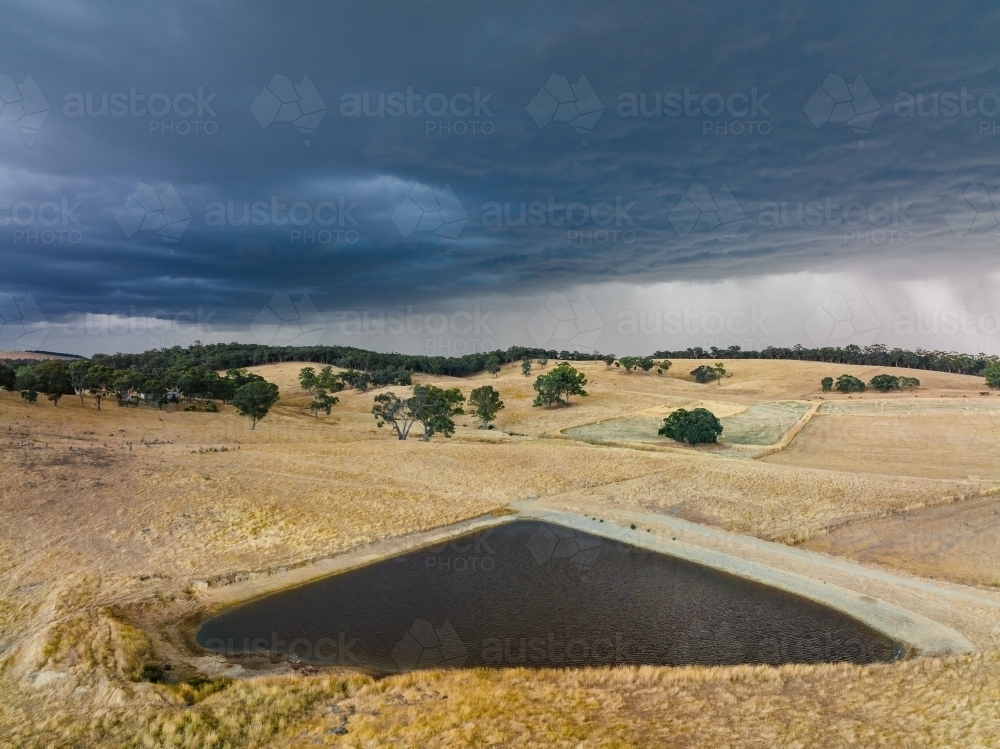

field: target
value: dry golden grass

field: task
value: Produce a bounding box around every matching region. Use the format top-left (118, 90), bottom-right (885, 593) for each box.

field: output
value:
top-left (0, 351), bottom-right (79, 361)
top-left (765, 410), bottom-right (1000, 480)
top-left (11, 654), bottom-right (997, 749)
top-left (1, 357), bottom-right (999, 748)
top-left (537, 454), bottom-right (980, 543)
top-left (326, 653), bottom-right (1000, 749)
top-left (803, 495), bottom-right (1000, 587)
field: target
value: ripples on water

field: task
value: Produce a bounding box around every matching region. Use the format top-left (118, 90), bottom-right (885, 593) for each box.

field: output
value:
top-left (198, 521), bottom-right (898, 672)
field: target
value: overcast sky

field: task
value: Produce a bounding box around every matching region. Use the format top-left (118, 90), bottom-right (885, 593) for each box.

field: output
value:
top-left (1, 0), bottom-right (999, 357)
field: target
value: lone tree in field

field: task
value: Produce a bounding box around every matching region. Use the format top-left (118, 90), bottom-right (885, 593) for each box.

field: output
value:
top-left (656, 359), bottom-right (672, 375)
top-left (521, 359), bottom-right (531, 377)
top-left (299, 366), bottom-right (318, 394)
top-left (410, 385), bottom-right (465, 441)
top-left (868, 374), bottom-right (900, 392)
top-left (310, 388), bottom-right (339, 419)
top-left (821, 376), bottom-right (833, 392)
top-left (485, 355), bottom-right (502, 378)
top-left (835, 374), bottom-right (866, 393)
top-left (231, 380), bottom-right (280, 429)
top-left (713, 362), bottom-right (727, 384)
top-left (372, 385), bottom-right (464, 441)
top-left (468, 385), bottom-right (504, 428)
top-left (532, 362), bottom-right (588, 408)
top-left (690, 365), bottom-right (717, 384)
top-left (984, 361), bottom-right (1000, 390)
top-left (34, 361), bottom-right (72, 406)
top-left (372, 391), bottom-right (417, 439)
top-left (603, 354), bottom-right (616, 368)
top-left (658, 407), bottom-right (723, 445)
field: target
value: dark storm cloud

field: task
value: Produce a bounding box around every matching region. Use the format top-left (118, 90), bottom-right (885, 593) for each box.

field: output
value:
top-left (1, 0), bottom-right (999, 336)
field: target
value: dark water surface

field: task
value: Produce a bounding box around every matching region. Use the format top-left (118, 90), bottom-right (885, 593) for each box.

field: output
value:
top-left (198, 521), bottom-right (898, 672)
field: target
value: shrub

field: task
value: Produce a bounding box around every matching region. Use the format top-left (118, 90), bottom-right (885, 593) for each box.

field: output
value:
top-left (231, 380), bottom-right (280, 429)
top-left (140, 663), bottom-right (166, 683)
top-left (821, 376), bottom-right (833, 392)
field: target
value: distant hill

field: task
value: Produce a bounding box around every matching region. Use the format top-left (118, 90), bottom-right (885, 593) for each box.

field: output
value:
top-left (0, 350), bottom-right (84, 362)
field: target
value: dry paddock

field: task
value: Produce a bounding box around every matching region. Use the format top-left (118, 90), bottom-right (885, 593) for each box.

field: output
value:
top-left (2, 358), bottom-right (1000, 748)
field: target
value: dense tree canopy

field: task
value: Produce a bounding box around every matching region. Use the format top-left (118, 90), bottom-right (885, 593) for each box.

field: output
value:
top-left (868, 374), bottom-right (900, 392)
top-left (410, 385), bottom-right (465, 440)
top-left (29, 361), bottom-right (74, 406)
top-left (230, 380), bottom-right (280, 429)
top-left (0, 362), bottom-right (15, 391)
top-left (690, 365), bottom-right (718, 384)
top-left (309, 388), bottom-right (339, 419)
top-left (617, 356), bottom-right (655, 373)
top-left (658, 408), bottom-right (723, 444)
top-left (68, 360), bottom-right (91, 406)
top-left (468, 385), bottom-right (504, 428)
top-left (5, 340), bottom-right (995, 419)
top-left (84, 365), bottom-right (116, 410)
top-left (372, 386), bottom-right (464, 440)
top-left (532, 363), bottom-right (588, 408)
top-left (985, 361), bottom-right (1000, 390)
top-left (88, 342), bottom-right (582, 380)
top-left (654, 344), bottom-right (997, 377)
top-left (835, 374), bottom-right (866, 393)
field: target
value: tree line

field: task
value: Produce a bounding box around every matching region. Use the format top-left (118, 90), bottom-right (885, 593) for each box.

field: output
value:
top-left (820, 373), bottom-right (921, 393)
top-left (0, 359), bottom-right (280, 429)
top-left (76, 339), bottom-right (1000, 382)
top-left (654, 344), bottom-right (999, 376)
top-left (88, 342), bottom-right (589, 379)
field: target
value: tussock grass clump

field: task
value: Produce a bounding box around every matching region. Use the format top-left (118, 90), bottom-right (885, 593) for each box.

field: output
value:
top-left (4, 673), bottom-right (368, 749)
top-left (36, 609), bottom-right (154, 683)
top-left (166, 675), bottom-right (233, 705)
top-left (329, 655), bottom-right (1000, 749)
